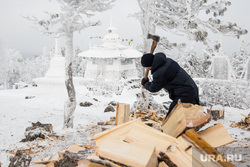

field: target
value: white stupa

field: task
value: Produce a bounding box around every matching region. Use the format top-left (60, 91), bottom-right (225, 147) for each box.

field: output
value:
top-left (78, 23), bottom-right (142, 95)
top-left (33, 38), bottom-right (66, 94)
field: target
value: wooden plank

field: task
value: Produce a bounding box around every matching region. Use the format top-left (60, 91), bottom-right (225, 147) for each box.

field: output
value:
top-left (115, 103), bottom-right (130, 125)
top-left (162, 100), bottom-right (186, 137)
top-left (184, 129), bottom-right (235, 167)
top-left (94, 120), bottom-right (138, 145)
top-left (96, 139), bottom-right (158, 167)
top-left (119, 127), bottom-right (194, 166)
top-left (77, 159), bottom-right (106, 167)
top-left (94, 120), bottom-right (176, 148)
top-left (198, 123), bottom-right (234, 148)
top-left (122, 128), bottom-right (175, 154)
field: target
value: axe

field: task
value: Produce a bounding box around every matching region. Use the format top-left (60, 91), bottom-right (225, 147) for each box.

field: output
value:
top-left (144, 34), bottom-right (160, 80)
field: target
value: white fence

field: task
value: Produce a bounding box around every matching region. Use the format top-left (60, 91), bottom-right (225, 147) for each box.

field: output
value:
top-left (195, 78), bottom-right (250, 109)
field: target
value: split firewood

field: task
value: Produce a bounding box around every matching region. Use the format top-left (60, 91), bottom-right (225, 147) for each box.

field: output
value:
top-left (162, 100), bottom-right (211, 137)
top-left (230, 113), bottom-right (250, 130)
top-left (130, 109), bottom-right (163, 125)
top-left (115, 103), bottom-right (130, 125)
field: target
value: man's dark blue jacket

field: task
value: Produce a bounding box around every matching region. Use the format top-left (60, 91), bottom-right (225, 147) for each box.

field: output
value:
top-left (144, 52), bottom-right (199, 111)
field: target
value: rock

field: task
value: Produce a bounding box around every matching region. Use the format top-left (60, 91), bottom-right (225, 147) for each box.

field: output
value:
top-left (97, 122), bottom-right (105, 125)
top-left (79, 101), bottom-right (93, 107)
top-left (25, 96), bottom-right (35, 99)
top-left (108, 101), bottom-right (117, 106)
top-left (104, 106), bottom-right (115, 113)
top-left (93, 98), bottom-right (98, 102)
top-left (8, 150), bottom-right (32, 167)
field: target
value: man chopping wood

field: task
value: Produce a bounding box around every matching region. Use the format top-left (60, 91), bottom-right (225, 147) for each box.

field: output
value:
top-left (141, 52), bottom-right (200, 116)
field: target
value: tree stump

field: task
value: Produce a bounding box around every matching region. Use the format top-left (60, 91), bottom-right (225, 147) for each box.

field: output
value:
top-left (207, 108), bottom-right (224, 121)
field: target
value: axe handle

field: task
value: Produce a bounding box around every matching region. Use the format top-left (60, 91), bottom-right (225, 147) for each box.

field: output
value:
top-left (144, 69), bottom-right (149, 78)
top-left (150, 41), bottom-right (158, 54)
top-left (144, 41), bottom-right (158, 78)
top-left (142, 35), bottom-right (159, 88)
top-left (142, 69), bottom-right (149, 88)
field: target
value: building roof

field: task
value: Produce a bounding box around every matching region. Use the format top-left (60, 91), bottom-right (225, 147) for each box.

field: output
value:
top-left (78, 25), bottom-right (142, 59)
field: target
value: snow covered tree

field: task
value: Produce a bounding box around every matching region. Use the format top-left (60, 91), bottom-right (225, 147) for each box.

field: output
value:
top-left (21, 47), bottom-right (53, 84)
top-left (135, 0), bottom-right (247, 54)
top-left (201, 45), bottom-right (214, 76)
top-left (179, 45), bottom-right (204, 77)
top-left (231, 40), bottom-right (250, 79)
top-left (135, 0), bottom-right (156, 53)
top-left (72, 47), bottom-right (86, 77)
top-left (27, 0), bottom-right (115, 129)
top-left (0, 43), bottom-right (23, 89)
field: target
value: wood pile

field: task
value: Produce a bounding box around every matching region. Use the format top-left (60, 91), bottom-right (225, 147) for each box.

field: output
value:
top-left (9, 102), bottom-right (237, 167)
top-left (230, 113), bottom-right (250, 130)
top-left (91, 120), bottom-right (235, 167)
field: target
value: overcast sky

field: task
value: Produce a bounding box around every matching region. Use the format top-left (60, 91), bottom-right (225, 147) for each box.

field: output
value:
top-left (0, 0), bottom-right (249, 58)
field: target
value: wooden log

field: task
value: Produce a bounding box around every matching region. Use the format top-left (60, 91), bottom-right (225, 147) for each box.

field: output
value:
top-left (96, 139), bottom-right (158, 167)
top-left (115, 103), bottom-right (130, 125)
top-left (183, 129), bottom-right (235, 167)
top-left (162, 100), bottom-right (211, 137)
top-left (198, 123), bottom-right (234, 148)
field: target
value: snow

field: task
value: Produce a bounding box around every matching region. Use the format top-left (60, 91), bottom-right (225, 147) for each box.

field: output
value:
top-left (0, 86), bottom-right (249, 166)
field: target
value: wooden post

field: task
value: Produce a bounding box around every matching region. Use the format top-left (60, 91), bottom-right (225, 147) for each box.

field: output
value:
top-left (115, 103), bottom-right (130, 125)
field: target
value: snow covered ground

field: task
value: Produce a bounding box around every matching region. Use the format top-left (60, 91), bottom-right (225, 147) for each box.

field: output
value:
top-left (0, 86), bottom-right (249, 166)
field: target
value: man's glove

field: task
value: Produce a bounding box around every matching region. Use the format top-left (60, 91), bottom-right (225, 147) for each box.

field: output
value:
top-left (141, 77), bottom-right (149, 86)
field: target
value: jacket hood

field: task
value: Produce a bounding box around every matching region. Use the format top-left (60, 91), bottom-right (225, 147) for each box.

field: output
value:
top-left (151, 52), bottom-right (166, 73)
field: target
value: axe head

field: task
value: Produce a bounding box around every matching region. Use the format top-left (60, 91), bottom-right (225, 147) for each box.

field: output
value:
top-left (147, 34), bottom-right (160, 42)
